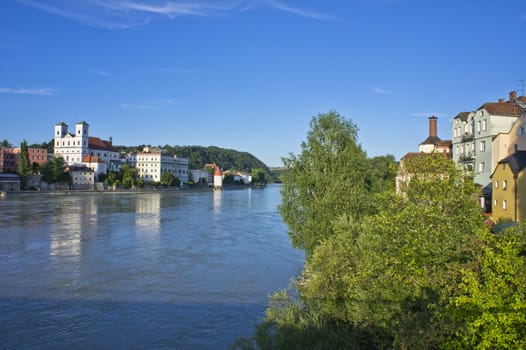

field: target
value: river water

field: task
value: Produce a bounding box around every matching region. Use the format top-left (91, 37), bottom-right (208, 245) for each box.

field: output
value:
top-left (0, 185), bottom-right (304, 349)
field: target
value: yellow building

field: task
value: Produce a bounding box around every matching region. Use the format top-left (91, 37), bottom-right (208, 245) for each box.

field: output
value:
top-left (491, 151), bottom-right (526, 222)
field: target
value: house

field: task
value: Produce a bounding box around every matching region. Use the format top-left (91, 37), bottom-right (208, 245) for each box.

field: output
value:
top-left (492, 102), bottom-right (526, 168)
top-left (491, 151), bottom-right (526, 223)
top-left (452, 92), bottom-right (525, 187)
top-left (0, 147), bottom-right (48, 173)
top-left (396, 116), bottom-right (451, 194)
top-left (68, 165), bottom-right (95, 190)
top-left (54, 121), bottom-right (120, 172)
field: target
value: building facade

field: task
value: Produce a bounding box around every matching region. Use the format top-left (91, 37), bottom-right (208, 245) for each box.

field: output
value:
top-left (54, 121), bottom-right (120, 172)
top-left (0, 147), bottom-right (48, 173)
top-left (452, 92), bottom-right (524, 187)
top-left (491, 151), bottom-right (526, 223)
top-left (136, 152), bottom-right (176, 183)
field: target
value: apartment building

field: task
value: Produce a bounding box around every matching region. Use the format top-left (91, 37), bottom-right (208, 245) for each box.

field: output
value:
top-left (451, 92), bottom-right (524, 187)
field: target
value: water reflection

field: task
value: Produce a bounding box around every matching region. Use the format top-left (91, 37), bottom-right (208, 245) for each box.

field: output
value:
top-left (135, 193), bottom-right (161, 235)
top-left (0, 186), bottom-right (304, 349)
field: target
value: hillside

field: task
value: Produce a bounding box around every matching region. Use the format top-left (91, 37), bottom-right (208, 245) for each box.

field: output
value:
top-left (115, 144), bottom-right (271, 174)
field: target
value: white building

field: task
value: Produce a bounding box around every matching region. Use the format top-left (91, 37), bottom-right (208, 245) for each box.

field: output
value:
top-left (69, 165), bottom-right (95, 190)
top-left (136, 152), bottom-right (175, 183)
top-left (54, 121), bottom-right (120, 173)
top-left (175, 156), bottom-right (189, 184)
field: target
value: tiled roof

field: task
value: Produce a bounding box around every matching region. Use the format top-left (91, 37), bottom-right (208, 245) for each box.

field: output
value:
top-left (88, 137), bottom-right (118, 152)
top-left (82, 155), bottom-right (106, 164)
top-left (497, 151), bottom-right (526, 176)
top-left (454, 112), bottom-right (471, 122)
top-left (419, 136), bottom-right (452, 146)
top-left (478, 101), bottom-right (523, 117)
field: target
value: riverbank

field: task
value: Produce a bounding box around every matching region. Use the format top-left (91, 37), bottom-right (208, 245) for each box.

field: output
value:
top-left (4, 183), bottom-right (267, 197)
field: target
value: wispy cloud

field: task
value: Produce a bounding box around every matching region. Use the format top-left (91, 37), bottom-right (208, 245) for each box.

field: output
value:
top-left (373, 87), bottom-right (391, 95)
top-left (121, 97), bottom-right (179, 109)
top-left (267, 0), bottom-right (338, 21)
top-left (94, 70), bottom-right (112, 76)
top-left (121, 103), bottom-right (155, 109)
top-left (0, 87), bottom-right (59, 96)
top-left (14, 0), bottom-right (337, 29)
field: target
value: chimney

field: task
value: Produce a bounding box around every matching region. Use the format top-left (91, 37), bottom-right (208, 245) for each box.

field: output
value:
top-left (498, 98), bottom-right (505, 103)
top-left (509, 91), bottom-right (517, 102)
top-left (429, 115), bottom-right (437, 138)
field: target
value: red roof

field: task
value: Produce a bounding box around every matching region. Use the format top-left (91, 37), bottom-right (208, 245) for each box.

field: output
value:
top-left (82, 155), bottom-right (106, 164)
top-left (88, 137), bottom-right (118, 152)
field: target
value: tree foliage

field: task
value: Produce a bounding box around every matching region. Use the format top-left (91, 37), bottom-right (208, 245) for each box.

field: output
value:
top-left (17, 140), bottom-right (32, 189)
top-left (40, 156), bottom-right (69, 184)
top-left (238, 114), bottom-right (526, 349)
top-left (279, 111), bottom-right (373, 255)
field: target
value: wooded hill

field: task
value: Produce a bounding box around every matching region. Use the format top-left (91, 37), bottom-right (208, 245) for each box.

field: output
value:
top-left (115, 144), bottom-right (272, 175)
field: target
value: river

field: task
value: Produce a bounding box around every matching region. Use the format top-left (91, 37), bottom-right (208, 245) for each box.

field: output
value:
top-left (0, 185), bottom-right (304, 349)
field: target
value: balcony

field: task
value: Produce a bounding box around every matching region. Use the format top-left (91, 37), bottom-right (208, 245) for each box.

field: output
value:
top-left (458, 152), bottom-right (475, 162)
top-left (461, 133), bottom-right (474, 142)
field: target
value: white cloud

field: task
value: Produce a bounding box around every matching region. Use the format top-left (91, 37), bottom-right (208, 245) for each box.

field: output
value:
top-left (94, 70), bottom-right (112, 76)
top-left (373, 87), bottom-right (391, 95)
top-left (267, 0), bottom-right (338, 21)
top-left (0, 87), bottom-right (59, 96)
top-left (14, 0), bottom-right (336, 28)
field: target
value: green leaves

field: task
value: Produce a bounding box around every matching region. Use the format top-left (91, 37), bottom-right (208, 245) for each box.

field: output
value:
top-left (279, 111), bottom-right (373, 255)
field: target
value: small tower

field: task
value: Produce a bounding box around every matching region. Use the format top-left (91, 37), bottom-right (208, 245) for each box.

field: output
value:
top-left (75, 121), bottom-right (90, 156)
top-left (213, 164), bottom-right (223, 191)
top-left (54, 122), bottom-right (68, 138)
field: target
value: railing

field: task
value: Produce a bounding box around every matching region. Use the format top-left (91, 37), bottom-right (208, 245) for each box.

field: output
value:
top-left (461, 134), bottom-right (474, 142)
top-left (458, 152), bottom-right (475, 162)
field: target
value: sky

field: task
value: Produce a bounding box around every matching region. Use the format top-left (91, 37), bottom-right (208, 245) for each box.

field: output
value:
top-left (1, 0), bottom-right (525, 167)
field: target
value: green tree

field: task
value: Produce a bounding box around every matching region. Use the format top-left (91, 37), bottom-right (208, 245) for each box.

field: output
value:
top-left (17, 140), bottom-right (32, 189)
top-left (161, 171), bottom-right (173, 187)
top-left (223, 173), bottom-right (235, 184)
top-left (243, 155), bottom-right (491, 350)
top-left (279, 111), bottom-right (373, 255)
top-left (1, 139), bottom-right (12, 148)
top-left (40, 156), bottom-right (68, 183)
top-left (120, 164), bottom-right (137, 189)
top-left (444, 227), bottom-right (526, 350)
top-left (252, 168), bottom-right (266, 185)
top-left (367, 154), bottom-right (397, 193)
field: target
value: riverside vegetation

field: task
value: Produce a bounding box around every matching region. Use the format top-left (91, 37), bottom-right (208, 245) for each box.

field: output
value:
top-left (235, 111), bottom-right (526, 349)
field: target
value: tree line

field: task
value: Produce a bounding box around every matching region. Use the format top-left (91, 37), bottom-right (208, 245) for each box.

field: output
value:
top-left (234, 111), bottom-right (526, 349)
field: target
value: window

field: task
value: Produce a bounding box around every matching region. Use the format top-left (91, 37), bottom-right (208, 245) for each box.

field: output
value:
top-left (520, 126), bottom-right (525, 136)
top-left (503, 180), bottom-right (508, 190)
top-left (494, 199), bottom-right (497, 207)
top-left (477, 120), bottom-right (481, 133)
top-left (482, 119), bottom-right (487, 131)
top-left (479, 162), bottom-right (485, 172)
top-left (480, 141), bottom-right (486, 152)
top-left (503, 200), bottom-right (507, 210)
top-left (495, 181), bottom-right (498, 188)
top-left (515, 144), bottom-right (519, 152)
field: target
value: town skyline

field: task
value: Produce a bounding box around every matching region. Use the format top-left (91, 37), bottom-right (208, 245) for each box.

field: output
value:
top-left (1, 0), bottom-right (525, 166)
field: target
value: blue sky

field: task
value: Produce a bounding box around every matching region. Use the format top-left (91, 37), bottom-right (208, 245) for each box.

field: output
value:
top-left (1, 0), bottom-right (525, 167)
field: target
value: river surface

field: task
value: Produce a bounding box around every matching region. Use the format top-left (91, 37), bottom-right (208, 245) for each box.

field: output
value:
top-left (0, 185), bottom-right (304, 349)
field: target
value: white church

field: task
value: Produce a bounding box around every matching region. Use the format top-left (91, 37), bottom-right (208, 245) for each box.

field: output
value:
top-left (54, 121), bottom-right (120, 177)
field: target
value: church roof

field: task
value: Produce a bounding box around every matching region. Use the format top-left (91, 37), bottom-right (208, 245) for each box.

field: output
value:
top-left (88, 137), bottom-right (118, 152)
